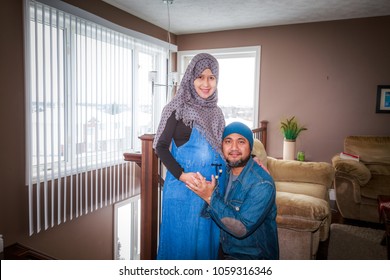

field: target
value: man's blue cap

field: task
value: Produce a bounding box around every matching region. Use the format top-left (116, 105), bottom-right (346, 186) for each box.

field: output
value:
top-left (223, 122), bottom-right (254, 150)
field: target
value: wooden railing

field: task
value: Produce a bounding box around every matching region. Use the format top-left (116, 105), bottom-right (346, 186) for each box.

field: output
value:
top-left (124, 134), bottom-right (160, 260)
top-left (124, 121), bottom-right (268, 259)
top-left (252, 120), bottom-right (268, 150)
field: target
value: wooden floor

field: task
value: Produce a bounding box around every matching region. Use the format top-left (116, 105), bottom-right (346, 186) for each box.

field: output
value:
top-left (316, 200), bottom-right (385, 260)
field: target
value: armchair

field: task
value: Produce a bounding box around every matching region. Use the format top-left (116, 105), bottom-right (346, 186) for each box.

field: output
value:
top-left (332, 136), bottom-right (390, 223)
top-left (252, 139), bottom-right (335, 259)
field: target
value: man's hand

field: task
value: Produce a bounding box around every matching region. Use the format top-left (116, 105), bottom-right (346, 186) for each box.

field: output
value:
top-left (185, 172), bottom-right (216, 204)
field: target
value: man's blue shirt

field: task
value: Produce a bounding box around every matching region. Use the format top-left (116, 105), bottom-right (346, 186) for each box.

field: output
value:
top-left (208, 157), bottom-right (279, 259)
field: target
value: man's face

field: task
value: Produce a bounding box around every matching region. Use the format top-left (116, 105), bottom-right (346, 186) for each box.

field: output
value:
top-left (222, 133), bottom-right (251, 167)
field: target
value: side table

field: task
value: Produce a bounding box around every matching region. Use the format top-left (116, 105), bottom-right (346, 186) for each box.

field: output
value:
top-left (377, 195), bottom-right (390, 259)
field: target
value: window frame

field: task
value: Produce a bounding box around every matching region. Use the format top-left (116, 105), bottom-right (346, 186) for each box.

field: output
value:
top-left (114, 195), bottom-right (141, 260)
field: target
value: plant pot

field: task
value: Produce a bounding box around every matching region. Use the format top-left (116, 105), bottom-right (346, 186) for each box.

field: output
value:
top-left (283, 139), bottom-right (296, 160)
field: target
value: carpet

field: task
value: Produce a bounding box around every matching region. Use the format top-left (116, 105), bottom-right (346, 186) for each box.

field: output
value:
top-left (327, 223), bottom-right (387, 260)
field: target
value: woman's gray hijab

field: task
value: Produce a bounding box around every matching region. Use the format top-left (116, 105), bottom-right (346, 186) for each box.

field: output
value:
top-left (153, 53), bottom-right (225, 155)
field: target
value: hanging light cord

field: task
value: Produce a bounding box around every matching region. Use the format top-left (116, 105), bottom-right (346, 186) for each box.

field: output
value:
top-left (166, 1), bottom-right (172, 49)
top-left (165, 0), bottom-right (175, 97)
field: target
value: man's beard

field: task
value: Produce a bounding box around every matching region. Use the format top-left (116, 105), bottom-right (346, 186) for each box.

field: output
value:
top-left (226, 154), bottom-right (251, 168)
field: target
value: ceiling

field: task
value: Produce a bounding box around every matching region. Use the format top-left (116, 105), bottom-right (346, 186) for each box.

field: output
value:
top-left (102, 0), bottom-right (390, 35)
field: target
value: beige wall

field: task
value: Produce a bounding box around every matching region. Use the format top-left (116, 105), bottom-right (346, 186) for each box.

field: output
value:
top-left (177, 17), bottom-right (390, 161)
top-left (0, 0), bottom-right (389, 259)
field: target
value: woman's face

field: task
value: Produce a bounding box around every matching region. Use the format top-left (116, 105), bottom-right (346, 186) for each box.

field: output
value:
top-left (193, 68), bottom-right (217, 99)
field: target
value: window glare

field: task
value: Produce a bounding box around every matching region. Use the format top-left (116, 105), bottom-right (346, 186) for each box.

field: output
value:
top-left (218, 57), bottom-right (255, 127)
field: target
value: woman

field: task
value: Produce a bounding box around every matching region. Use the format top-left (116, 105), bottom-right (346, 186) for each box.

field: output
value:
top-left (153, 53), bottom-right (226, 260)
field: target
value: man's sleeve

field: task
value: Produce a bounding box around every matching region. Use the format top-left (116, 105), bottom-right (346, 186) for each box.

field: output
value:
top-left (207, 181), bottom-right (275, 239)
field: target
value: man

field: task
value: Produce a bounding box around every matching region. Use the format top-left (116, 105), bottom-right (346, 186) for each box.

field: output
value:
top-left (186, 122), bottom-right (279, 260)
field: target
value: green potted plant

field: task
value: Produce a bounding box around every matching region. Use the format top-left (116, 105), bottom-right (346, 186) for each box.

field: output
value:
top-left (280, 116), bottom-right (307, 140)
top-left (280, 116), bottom-right (307, 160)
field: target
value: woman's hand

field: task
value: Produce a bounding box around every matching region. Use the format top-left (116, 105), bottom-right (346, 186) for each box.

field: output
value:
top-left (185, 172), bottom-right (216, 204)
top-left (179, 172), bottom-right (198, 184)
top-left (253, 156), bottom-right (270, 174)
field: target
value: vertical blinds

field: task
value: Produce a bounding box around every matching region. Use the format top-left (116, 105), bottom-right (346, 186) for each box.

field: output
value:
top-left (25, 0), bottom-right (164, 235)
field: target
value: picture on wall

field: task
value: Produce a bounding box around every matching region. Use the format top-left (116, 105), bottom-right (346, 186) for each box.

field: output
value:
top-left (376, 85), bottom-right (390, 113)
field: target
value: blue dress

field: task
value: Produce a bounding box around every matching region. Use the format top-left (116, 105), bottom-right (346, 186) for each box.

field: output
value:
top-left (157, 128), bottom-right (226, 260)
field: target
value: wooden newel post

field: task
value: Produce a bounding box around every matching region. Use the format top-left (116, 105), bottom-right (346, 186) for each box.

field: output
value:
top-left (260, 120), bottom-right (268, 150)
top-left (139, 134), bottom-right (159, 260)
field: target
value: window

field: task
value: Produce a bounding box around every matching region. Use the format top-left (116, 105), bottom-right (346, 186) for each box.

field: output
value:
top-left (178, 47), bottom-right (260, 128)
top-left (114, 196), bottom-right (141, 260)
top-left (24, 0), bottom-right (173, 234)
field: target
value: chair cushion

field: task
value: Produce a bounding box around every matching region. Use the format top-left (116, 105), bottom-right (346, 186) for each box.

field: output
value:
top-left (360, 175), bottom-right (390, 199)
top-left (365, 163), bottom-right (390, 176)
top-left (344, 136), bottom-right (390, 167)
top-left (275, 181), bottom-right (328, 200)
top-left (251, 139), bottom-right (267, 169)
top-left (276, 192), bottom-right (329, 231)
top-left (268, 157), bottom-right (335, 188)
